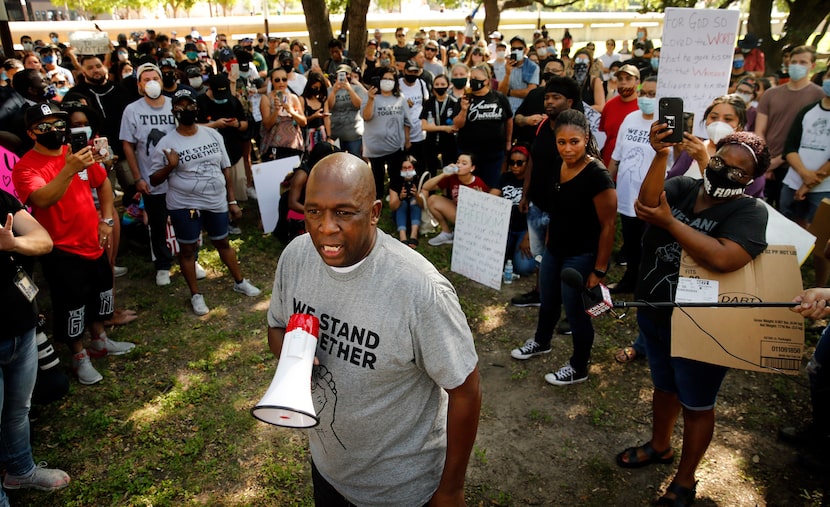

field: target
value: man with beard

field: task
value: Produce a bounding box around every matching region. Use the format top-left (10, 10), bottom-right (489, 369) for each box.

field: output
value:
top-left (599, 64), bottom-right (640, 166)
top-left (0, 69), bottom-right (55, 155)
top-left (72, 56), bottom-right (135, 190)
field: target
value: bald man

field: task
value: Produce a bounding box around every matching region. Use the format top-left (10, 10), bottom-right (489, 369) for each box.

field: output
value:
top-left (266, 153), bottom-right (481, 506)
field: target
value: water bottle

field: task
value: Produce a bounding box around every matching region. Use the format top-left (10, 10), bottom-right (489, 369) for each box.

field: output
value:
top-left (427, 111), bottom-right (435, 125)
top-left (503, 260), bottom-right (514, 285)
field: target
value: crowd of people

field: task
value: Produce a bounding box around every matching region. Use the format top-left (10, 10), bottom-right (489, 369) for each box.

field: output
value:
top-left (0, 20), bottom-right (828, 506)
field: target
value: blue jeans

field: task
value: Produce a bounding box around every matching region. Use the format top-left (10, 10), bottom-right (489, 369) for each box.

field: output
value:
top-left (506, 230), bottom-right (537, 276)
top-left (526, 204), bottom-right (550, 259)
top-left (394, 198), bottom-right (422, 231)
top-left (534, 251), bottom-right (596, 371)
top-left (0, 327), bottom-right (38, 505)
top-left (779, 186), bottom-right (830, 223)
top-left (339, 138), bottom-right (362, 158)
top-left (475, 151), bottom-right (505, 189)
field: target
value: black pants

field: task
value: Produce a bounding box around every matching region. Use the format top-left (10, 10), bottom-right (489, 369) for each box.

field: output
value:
top-left (617, 214), bottom-right (646, 288)
top-left (369, 149), bottom-right (405, 200)
top-left (143, 193), bottom-right (173, 271)
top-left (310, 460), bottom-right (430, 506)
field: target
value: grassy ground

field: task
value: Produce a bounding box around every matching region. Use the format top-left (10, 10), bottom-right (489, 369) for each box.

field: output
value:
top-left (14, 206), bottom-right (829, 506)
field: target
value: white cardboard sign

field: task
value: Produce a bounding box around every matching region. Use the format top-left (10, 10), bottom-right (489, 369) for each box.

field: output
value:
top-left (251, 157), bottom-right (301, 234)
top-left (451, 186), bottom-right (512, 290)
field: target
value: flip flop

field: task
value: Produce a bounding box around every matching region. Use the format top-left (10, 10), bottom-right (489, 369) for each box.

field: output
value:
top-left (615, 346), bottom-right (639, 363)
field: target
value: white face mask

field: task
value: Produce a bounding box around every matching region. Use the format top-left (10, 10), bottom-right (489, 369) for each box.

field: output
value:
top-left (189, 77), bottom-right (203, 88)
top-left (401, 169), bottom-right (416, 179)
top-left (706, 121), bottom-right (735, 144)
top-left (512, 49), bottom-right (524, 62)
top-left (736, 92), bottom-right (753, 105)
top-left (536, 47), bottom-right (547, 57)
top-left (496, 51), bottom-right (506, 60)
top-left (634, 49), bottom-right (645, 57)
top-left (144, 80), bottom-right (162, 99)
top-left (379, 79), bottom-right (395, 92)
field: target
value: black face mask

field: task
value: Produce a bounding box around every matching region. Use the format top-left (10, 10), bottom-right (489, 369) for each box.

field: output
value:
top-left (433, 87), bottom-right (448, 96)
top-left (281, 62), bottom-right (293, 73)
top-left (703, 167), bottom-right (747, 199)
top-left (35, 131), bottom-right (65, 150)
top-left (542, 72), bottom-right (555, 83)
top-left (469, 78), bottom-right (485, 91)
top-left (162, 72), bottom-right (176, 87)
top-left (175, 110), bottom-right (198, 126)
top-left (451, 77), bottom-right (467, 89)
top-left (403, 74), bottom-right (418, 84)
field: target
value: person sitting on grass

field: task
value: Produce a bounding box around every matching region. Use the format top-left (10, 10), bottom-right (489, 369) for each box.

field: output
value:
top-left (422, 152), bottom-right (496, 247)
top-left (389, 156), bottom-right (422, 248)
top-left (491, 144), bottom-right (537, 277)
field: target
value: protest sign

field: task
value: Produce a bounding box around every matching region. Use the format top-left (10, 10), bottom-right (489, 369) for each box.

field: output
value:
top-left (0, 145), bottom-right (20, 201)
top-left (657, 8), bottom-right (740, 137)
top-left (252, 157), bottom-right (301, 234)
top-left (451, 186), bottom-right (512, 290)
top-left (69, 31), bottom-right (111, 55)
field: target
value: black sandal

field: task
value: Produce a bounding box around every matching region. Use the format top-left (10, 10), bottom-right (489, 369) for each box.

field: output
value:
top-left (655, 481), bottom-right (697, 506)
top-left (405, 238), bottom-right (419, 248)
top-left (615, 442), bottom-right (674, 468)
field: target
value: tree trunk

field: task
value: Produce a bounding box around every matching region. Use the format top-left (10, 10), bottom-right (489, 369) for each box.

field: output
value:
top-left (301, 0), bottom-right (334, 61)
top-left (346, 0), bottom-right (371, 68)
top-left (747, 0), bottom-right (830, 75)
top-left (482, 0), bottom-right (501, 39)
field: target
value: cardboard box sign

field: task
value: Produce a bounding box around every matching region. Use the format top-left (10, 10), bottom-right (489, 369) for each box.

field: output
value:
top-left (671, 245), bottom-right (804, 375)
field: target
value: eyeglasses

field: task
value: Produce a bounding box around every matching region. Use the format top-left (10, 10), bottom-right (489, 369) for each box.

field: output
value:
top-left (507, 159), bottom-right (526, 166)
top-left (708, 155), bottom-right (752, 182)
top-left (273, 77), bottom-right (288, 82)
top-left (33, 120), bottom-right (67, 133)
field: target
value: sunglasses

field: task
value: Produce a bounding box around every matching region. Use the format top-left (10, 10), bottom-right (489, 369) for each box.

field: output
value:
top-left (273, 77), bottom-right (288, 82)
top-left (33, 120), bottom-right (67, 133)
top-left (173, 104), bottom-right (198, 112)
top-left (425, 47), bottom-right (437, 51)
top-left (507, 159), bottom-right (526, 166)
top-left (708, 155), bottom-right (752, 182)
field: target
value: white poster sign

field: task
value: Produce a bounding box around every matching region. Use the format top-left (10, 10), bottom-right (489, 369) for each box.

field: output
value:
top-left (69, 31), bottom-right (111, 55)
top-left (451, 186), bottom-right (512, 290)
top-left (657, 8), bottom-right (740, 137)
top-left (252, 157), bottom-right (301, 234)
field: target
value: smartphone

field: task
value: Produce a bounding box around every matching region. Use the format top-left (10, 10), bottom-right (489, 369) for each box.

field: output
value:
top-left (370, 76), bottom-right (381, 89)
top-left (509, 53), bottom-right (517, 61)
top-left (69, 128), bottom-right (88, 153)
top-left (311, 58), bottom-right (319, 69)
top-left (683, 112), bottom-right (695, 135)
top-left (337, 71), bottom-right (346, 82)
top-left (93, 137), bottom-right (110, 157)
top-left (658, 97), bottom-right (684, 144)
top-left (230, 62), bottom-right (239, 76)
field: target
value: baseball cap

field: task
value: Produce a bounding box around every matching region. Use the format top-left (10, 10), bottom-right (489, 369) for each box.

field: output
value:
top-left (738, 33), bottom-right (760, 50)
top-left (240, 37), bottom-right (254, 44)
top-left (336, 64), bottom-right (353, 74)
top-left (208, 73), bottom-right (231, 100)
top-left (158, 57), bottom-right (176, 69)
top-left (173, 88), bottom-right (197, 104)
top-left (489, 31), bottom-right (503, 40)
top-left (216, 47), bottom-right (234, 62)
top-left (24, 102), bottom-right (67, 128)
top-left (367, 39), bottom-right (378, 47)
top-left (425, 40), bottom-right (438, 50)
top-left (185, 66), bottom-right (202, 78)
top-left (136, 62), bottom-right (162, 80)
top-left (615, 64), bottom-right (640, 79)
top-left (405, 60), bottom-right (419, 72)
top-left (184, 42), bottom-right (198, 52)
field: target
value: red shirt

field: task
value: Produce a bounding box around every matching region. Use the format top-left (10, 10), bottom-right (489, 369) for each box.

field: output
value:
top-left (13, 146), bottom-right (107, 259)
top-left (437, 174), bottom-right (490, 203)
top-left (743, 48), bottom-right (765, 74)
top-left (599, 95), bottom-right (640, 166)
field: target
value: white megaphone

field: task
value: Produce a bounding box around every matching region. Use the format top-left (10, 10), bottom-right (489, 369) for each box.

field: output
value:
top-left (251, 313), bottom-right (320, 428)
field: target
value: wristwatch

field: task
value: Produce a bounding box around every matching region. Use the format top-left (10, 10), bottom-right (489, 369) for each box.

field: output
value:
top-left (592, 268), bottom-right (607, 278)
top-left (99, 218), bottom-right (115, 227)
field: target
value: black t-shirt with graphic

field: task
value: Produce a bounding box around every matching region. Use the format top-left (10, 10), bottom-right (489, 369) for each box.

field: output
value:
top-left (499, 171), bottom-right (527, 232)
top-left (457, 90), bottom-right (513, 158)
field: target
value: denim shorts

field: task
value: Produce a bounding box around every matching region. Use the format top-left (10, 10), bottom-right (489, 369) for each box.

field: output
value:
top-left (639, 311), bottom-right (729, 411)
top-left (168, 208), bottom-right (229, 243)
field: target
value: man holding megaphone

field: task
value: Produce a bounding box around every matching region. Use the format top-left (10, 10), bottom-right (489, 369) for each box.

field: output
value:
top-left (265, 152), bottom-right (481, 506)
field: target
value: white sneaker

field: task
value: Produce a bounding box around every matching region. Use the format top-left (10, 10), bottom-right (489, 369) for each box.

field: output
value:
top-left (194, 262), bottom-right (207, 280)
top-left (246, 186), bottom-right (258, 200)
top-left (155, 269), bottom-right (171, 286)
top-left (88, 336), bottom-right (136, 358)
top-left (72, 350), bottom-right (103, 385)
top-left (191, 294), bottom-right (209, 316)
top-left (228, 223), bottom-right (242, 235)
top-left (428, 231), bottom-right (454, 246)
top-left (113, 266), bottom-right (128, 278)
top-left (233, 279), bottom-right (261, 297)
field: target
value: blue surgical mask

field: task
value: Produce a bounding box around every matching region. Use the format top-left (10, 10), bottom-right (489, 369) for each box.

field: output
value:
top-left (0, 71), bottom-right (6, 82)
top-left (637, 96), bottom-right (656, 115)
top-left (823, 79), bottom-right (830, 96)
top-left (650, 57), bottom-right (659, 70)
top-left (449, 57), bottom-right (458, 65)
top-left (213, 98), bottom-right (229, 104)
top-left (56, 86), bottom-right (69, 97)
top-left (733, 59), bottom-right (744, 70)
top-left (42, 55), bottom-right (55, 65)
top-left (788, 63), bottom-right (809, 81)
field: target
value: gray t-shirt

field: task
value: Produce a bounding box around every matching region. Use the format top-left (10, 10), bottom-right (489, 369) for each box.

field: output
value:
top-left (267, 232), bottom-right (478, 507)
top-left (119, 96), bottom-right (176, 195)
top-left (151, 126), bottom-right (231, 212)
top-left (360, 94), bottom-right (412, 158)
top-left (329, 84), bottom-right (367, 142)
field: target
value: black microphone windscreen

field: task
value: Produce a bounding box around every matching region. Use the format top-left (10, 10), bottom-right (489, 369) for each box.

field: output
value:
top-left (561, 267), bottom-right (584, 289)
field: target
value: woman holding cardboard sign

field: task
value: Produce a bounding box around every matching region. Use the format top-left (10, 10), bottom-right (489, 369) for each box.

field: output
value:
top-left (616, 129), bottom-right (770, 506)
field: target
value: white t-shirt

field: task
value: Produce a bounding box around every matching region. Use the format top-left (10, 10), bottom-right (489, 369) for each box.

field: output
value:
top-left (599, 52), bottom-right (622, 81)
top-left (611, 110), bottom-right (655, 217)
top-left (398, 77), bottom-right (429, 143)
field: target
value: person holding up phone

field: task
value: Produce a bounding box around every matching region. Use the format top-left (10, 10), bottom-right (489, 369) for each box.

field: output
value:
top-left (259, 67), bottom-right (306, 162)
top-left (498, 36), bottom-right (540, 114)
top-left (327, 64), bottom-right (367, 157)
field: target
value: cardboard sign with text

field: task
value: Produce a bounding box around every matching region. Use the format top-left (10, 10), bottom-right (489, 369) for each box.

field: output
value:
top-left (671, 245), bottom-right (804, 374)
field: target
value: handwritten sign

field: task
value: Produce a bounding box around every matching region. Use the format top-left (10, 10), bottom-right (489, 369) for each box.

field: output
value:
top-left (0, 145), bottom-right (20, 201)
top-left (657, 8), bottom-right (740, 137)
top-left (68, 31), bottom-right (111, 56)
top-left (451, 186), bottom-right (512, 290)
top-left (252, 157), bottom-right (301, 234)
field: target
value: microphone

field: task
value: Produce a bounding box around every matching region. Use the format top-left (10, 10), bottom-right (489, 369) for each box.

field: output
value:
top-left (561, 268), bottom-right (613, 317)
